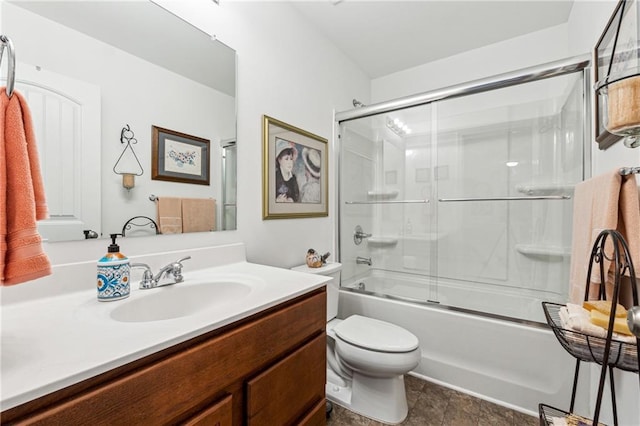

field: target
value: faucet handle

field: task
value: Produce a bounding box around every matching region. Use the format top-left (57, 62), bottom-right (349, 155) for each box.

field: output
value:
top-left (171, 256), bottom-right (191, 282)
top-left (131, 263), bottom-right (155, 289)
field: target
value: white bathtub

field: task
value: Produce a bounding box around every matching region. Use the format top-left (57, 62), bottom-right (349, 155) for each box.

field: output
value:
top-left (338, 270), bottom-right (583, 416)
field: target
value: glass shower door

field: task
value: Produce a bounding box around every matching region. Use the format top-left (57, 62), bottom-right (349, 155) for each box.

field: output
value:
top-left (434, 71), bottom-right (585, 319)
top-left (339, 104), bottom-right (435, 303)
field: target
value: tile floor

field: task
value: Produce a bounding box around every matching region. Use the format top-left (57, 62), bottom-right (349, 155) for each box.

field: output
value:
top-left (326, 375), bottom-right (539, 426)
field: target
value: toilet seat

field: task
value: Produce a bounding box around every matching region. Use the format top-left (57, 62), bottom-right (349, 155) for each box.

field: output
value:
top-left (333, 315), bottom-right (419, 353)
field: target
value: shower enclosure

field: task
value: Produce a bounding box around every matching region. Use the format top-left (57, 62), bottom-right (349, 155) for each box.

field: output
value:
top-left (337, 56), bottom-right (590, 324)
top-left (221, 139), bottom-right (237, 230)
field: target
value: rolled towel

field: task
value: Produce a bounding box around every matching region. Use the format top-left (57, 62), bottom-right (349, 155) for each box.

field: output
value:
top-left (560, 303), bottom-right (636, 343)
top-left (562, 303), bottom-right (607, 338)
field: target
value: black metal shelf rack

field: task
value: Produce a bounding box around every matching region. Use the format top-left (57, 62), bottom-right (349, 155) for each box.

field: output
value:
top-left (538, 230), bottom-right (640, 426)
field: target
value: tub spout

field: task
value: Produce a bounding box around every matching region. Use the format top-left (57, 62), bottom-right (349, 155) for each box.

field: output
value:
top-left (356, 256), bottom-right (372, 266)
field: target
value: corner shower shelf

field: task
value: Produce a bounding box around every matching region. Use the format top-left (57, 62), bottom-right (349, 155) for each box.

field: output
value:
top-left (402, 232), bottom-right (445, 242)
top-left (344, 199), bottom-right (429, 205)
top-left (367, 190), bottom-right (399, 200)
top-left (515, 183), bottom-right (575, 196)
top-left (515, 244), bottom-right (571, 258)
top-left (367, 237), bottom-right (398, 247)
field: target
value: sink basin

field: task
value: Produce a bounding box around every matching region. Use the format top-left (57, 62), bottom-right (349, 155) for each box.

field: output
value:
top-left (110, 281), bottom-right (252, 323)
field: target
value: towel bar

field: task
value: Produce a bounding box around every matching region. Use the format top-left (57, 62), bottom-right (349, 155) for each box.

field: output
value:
top-left (619, 166), bottom-right (640, 176)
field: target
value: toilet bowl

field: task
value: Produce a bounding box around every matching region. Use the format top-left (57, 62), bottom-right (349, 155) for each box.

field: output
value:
top-left (291, 262), bottom-right (421, 425)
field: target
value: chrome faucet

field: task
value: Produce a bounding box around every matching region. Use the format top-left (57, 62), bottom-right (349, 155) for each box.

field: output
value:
top-left (130, 256), bottom-right (191, 289)
top-left (356, 256), bottom-right (372, 266)
top-left (153, 256), bottom-right (191, 286)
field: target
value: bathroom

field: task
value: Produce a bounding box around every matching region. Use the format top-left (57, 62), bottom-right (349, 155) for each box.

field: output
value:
top-left (1, 0), bottom-right (639, 425)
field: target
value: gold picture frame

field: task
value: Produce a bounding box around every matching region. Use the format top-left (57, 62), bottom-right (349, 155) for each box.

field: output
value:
top-left (262, 115), bottom-right (328, 219)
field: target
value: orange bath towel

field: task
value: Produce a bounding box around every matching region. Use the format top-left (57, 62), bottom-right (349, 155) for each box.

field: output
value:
top-left (1, 89), bottom-right (52, 285)
top-left (569, 169), bottom-right (640, 306)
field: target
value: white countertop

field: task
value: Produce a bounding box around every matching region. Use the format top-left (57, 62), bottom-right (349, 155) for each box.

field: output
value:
top-left (1, 261), bottom-right (328, 411)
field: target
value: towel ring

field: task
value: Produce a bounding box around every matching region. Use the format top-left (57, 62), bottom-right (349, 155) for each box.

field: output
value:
top-left (0, 35), bottom-right (16, 98)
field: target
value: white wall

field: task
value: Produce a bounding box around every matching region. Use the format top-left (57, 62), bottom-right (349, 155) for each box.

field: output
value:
top-left (371, 23), bottom-right (569, 102)
top-left (4, 0), bottom-right (370, 269)
top-left (158, 0), bottom-right (371, 268)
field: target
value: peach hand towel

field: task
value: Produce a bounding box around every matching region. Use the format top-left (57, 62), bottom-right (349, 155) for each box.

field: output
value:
top-left (156, 196), bottom-right (183, 234)
top-left (569, 169), bottom-right (640, 305)
top-left (1, 89), bottom-right (52, 285)
top-left (182, 198), bottom-right (216, 233)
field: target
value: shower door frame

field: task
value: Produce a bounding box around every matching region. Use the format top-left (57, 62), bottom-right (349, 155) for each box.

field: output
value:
top-left (334, 54), bottom-right (593, 321)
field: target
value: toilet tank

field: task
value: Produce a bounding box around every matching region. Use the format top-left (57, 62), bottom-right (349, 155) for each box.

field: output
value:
top-left (291, 262), bottom-right (342, 322)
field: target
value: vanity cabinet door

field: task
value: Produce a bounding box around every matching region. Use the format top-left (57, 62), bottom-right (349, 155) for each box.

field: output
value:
top-left (246, 333), bottom-right (325, 426)
top-left (182, 394), bottom-right (232, 426)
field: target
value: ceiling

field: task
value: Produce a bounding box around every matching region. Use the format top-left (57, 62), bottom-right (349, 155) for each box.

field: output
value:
top-left (289, 0), bottom-right (575, 79)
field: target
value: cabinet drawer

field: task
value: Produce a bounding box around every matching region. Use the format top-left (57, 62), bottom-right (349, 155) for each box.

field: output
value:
top-left (183, 394), bottom-right (232, 426)
top-left (246, 333), bottom-right (326, 426)
top-left (296, 399), bottom-right (326, 426)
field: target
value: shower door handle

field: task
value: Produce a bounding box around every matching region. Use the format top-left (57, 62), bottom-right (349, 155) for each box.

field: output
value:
top-left (345, 199), bottom-right (429, 204)
top-left (438, 196), bottom-right (571, 202)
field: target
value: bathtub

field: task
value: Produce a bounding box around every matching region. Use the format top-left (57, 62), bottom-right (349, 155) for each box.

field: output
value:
top-left (343, 269), bottom-right (567, 324)
top-left (338, 270), bottom-right (583, 416)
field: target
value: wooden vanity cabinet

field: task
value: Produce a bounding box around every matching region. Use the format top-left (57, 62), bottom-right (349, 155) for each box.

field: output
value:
top-left (1, 288), bottom-right (327, 426)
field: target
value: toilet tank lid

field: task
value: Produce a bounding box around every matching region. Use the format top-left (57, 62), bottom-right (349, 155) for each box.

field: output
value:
top-left (291, 262), bottom-right (342, 275)
top-left (334, 315), bottom-right (419, 353)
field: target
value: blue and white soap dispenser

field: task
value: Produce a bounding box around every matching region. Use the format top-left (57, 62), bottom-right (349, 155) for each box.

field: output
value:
top-left (97, 233), bottom-right (130, 301)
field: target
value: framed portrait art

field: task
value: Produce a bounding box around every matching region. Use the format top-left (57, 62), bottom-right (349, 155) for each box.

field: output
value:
top-left (151, 126), bottom-right (210, 185)
top-left (262, 115), bottom-right (328, 219)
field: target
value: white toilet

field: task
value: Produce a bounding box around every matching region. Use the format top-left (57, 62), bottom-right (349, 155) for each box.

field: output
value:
top-left (291, 262), bottom-right (421, 424)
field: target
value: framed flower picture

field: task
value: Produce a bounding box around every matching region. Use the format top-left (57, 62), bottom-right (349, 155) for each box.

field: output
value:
top-left (151, 126), bottom-right (210, 185)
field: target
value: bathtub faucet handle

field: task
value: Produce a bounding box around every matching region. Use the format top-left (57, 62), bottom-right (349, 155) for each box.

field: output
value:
top-left (354, 225), bottom-right (372, 245)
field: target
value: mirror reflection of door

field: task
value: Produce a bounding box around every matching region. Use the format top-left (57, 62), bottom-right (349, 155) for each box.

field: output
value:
top-left (5, 62), bottom-right (101, 242)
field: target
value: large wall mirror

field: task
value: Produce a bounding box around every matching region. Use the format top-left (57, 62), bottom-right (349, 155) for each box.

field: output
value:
top-left (1, 0), bottom-right (237, 242)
